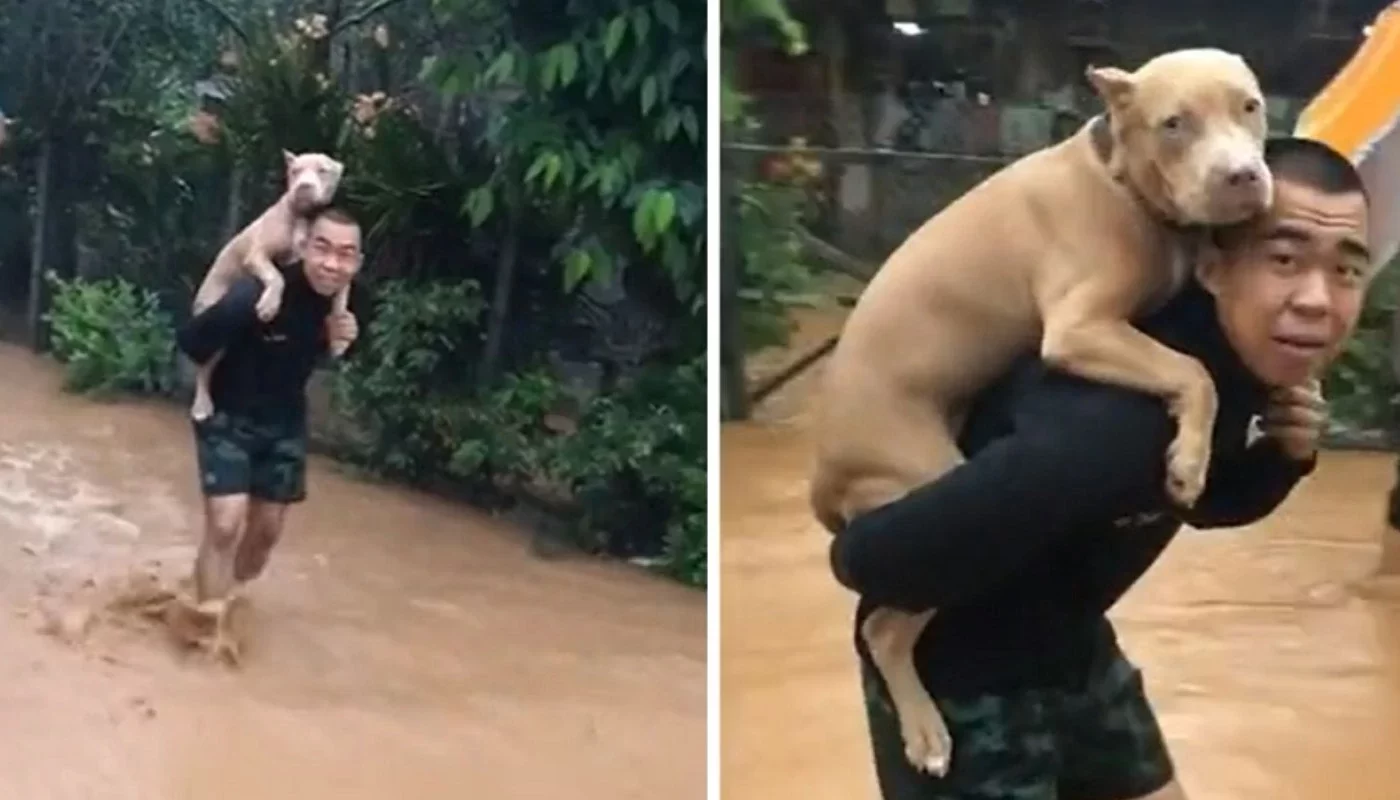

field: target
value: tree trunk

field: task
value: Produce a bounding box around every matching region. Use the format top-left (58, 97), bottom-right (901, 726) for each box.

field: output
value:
top-left (222, 162), bottom-right (245, 243)
top-left (720, 167), bottom-right (750, 421)
top-left (478, 195), bottom-right (521, 387)
top-left (27, 129), bottom-right (78, 352)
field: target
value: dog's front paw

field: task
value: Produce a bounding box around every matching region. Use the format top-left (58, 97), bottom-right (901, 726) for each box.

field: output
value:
top-left (1165, 432), bottom-right (1210, 508)
top-left (255, 284), bottom-right (284, 322)
top-left (190, 391), bottom-right (214, 423)
top-left (900, 702), bottom-right (954, 777)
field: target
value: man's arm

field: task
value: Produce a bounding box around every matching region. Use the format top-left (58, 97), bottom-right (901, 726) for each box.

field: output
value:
top-left (177, 279), bottom-right (260, 364)
top-left (1178, 439), bottom-right (1315, 529)
top-left (831, 367), bottom-right (1173, 612)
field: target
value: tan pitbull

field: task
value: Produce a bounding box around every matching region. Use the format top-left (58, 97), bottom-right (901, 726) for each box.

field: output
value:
top-left (812, 48), bottom-right (1272, 775)
top-left (189, 150), bottom-right (346, 422)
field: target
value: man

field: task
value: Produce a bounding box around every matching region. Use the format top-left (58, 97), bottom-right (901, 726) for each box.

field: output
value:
top-left (175, 206), bottom-right (362, 647)
top-left (830, 136), bottom-right (1371, 800)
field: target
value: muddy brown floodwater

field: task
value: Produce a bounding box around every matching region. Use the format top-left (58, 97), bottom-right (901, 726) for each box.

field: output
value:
top-left (0, 344), bottom-right (705, 799)
top-left (722, 306), bottom-right (1400, 800)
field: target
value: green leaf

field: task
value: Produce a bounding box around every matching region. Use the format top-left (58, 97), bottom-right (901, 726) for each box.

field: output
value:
top-left (681, 107), bottom-right (699, 141)
top-left (462, 186), bottom-right (494, 227)
top-left (540, 49), bottom-right (559, 90)
top-left (418, 55), bottom-right (440, 81)
top-left (660, 111), bottom-right (681, 140)
top-left (485, 50), bottom-right (516, 84)
top-left (558, 43), bottom-right (579, 87)
top-left (633, 192), bottom-right (656, 248)
top-left (564, 248), bottom-right (593, 292)
top-left (604, 16), bottom-right (628, 59)
top-left (525, 152), bottom-right (551, 183)
top-left (653, 190), bottom-right (677, 233)
top-left (591, 248), bottom-right (615, 287)
top-left (640, 75), bottom-right (658, 115)
top-left (440, 62), bottom-right (465, 96)
top-left (654, 0), bottom-right (680, 32)
top-left (543, 153), bottom-right (563, 189)
top-left (631, 7), bottom-right (652, 42)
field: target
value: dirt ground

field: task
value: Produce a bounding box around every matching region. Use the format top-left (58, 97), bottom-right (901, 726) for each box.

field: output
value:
top-left (0, 343), bottom-right (705, 799)
top-left (721, 307), bottom-right (1400, 800)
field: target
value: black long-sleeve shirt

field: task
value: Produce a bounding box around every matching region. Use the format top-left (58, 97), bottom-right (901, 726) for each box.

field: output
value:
top-left (830, 283), bottom-right (1316, 695)
top-left (176, 266), bottom-right (337, 428)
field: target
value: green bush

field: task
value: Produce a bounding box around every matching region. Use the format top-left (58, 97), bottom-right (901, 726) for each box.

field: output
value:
top-left (44, 273), bottom-right (177, 397)
top-left (1324, 259), bottom-right (1400, 436)
top-left (737, 179), bottom-right (818, 352)
top-left (334, 278), bottom-right (706, 586)
top-left (558, 356), bottom-right (707, 586)
top-left (331, 279), bottom-right (486, 480)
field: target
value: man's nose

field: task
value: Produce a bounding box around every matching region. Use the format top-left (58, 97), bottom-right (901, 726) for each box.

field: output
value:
top-left (1288, 269), bottom-right (1333, 316)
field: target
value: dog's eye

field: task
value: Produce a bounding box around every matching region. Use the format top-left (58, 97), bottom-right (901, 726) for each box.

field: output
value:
top-left (1160, 115), bottom-right (1183, 132)
top-left (1243, 98), bottom-right (1261, 114)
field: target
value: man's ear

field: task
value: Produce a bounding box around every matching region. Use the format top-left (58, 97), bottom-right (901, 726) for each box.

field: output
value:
top-left (1086, 65), bottom-right (1135, 111)
top-left (1195, 237), bottom-right (1228, 296)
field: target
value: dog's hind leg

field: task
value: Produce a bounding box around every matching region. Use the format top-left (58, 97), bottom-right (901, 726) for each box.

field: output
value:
top-left (191, 351), bottom-right (224, 422)
top-left (865, 606), bottom-right (950, 775)
top-left (845, 437), bottom-right (966, 775)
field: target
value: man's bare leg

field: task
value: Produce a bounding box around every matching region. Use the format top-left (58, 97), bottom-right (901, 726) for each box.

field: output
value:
top-left (234, 500), bottom-right (289, 586)
top-left (182, 493), bottom-right (249, 662)
top-left (197, 494), bottom-right (249, 603)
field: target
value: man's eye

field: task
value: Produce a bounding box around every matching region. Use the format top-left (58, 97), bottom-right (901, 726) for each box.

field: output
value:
top-left (1336, 263), bottom-right (1367, 282)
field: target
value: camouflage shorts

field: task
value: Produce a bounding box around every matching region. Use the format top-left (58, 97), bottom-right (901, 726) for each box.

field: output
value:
top-left (861, 652), bottom-right (1174, 800)
top-left (193, 411), bottom-right (308, 503)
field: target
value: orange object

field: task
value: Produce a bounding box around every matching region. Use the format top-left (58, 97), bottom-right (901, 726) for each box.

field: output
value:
top-left (1294, 2), bottom-right (1400, 268)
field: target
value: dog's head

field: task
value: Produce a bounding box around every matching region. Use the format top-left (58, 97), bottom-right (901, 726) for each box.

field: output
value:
top-left (1088, 48), bottom-right (1271, 226)
top-left (282, 150), bottom-right (344, 212)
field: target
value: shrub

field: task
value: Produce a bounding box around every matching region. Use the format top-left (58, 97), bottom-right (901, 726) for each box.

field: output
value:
top-left (44, 273), bottom-right (177, 397)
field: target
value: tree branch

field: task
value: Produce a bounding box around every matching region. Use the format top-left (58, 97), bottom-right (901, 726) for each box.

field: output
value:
top-left (82, 13), bottom-right (136, 98)
top-left (191, 0), bottom-right (249, 45)
top-left (331, 0), bottom-right (419, 36)
top-left (794, 225), bottom-right (876, 282)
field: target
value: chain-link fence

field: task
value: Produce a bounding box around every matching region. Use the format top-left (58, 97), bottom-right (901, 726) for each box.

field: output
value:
top-left (721, 90), bottom-right (1399, 434)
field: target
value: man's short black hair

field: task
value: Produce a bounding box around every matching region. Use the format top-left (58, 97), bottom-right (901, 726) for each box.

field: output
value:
top-left (309, 206), bottom-right (360, 228)
top-left (1264, 136), bottom-right (1367, 200)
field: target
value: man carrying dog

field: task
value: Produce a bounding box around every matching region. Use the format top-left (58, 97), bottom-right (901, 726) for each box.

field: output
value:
top-left (830, 136), bottom-right (1371, 799)
top-left (176, 206), bottom-right (362, 633)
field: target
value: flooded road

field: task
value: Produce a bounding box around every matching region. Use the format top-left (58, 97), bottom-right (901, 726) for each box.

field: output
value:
top-left (721, 307), bottom-right (1400, 800)
top-left (0, 344), bottom-right (705, 799)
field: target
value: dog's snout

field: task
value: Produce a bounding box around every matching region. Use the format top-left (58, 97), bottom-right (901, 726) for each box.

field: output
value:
top-left (1225, 166), bottom-right (1260, 187)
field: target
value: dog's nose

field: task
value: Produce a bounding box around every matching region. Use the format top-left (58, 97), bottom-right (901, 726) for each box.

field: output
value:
top-left (1226, 166), bottom-right (1259, 187)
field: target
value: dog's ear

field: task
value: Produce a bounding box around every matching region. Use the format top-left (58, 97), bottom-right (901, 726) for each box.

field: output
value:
top-left (282, 149), bottom-right (297, 168)
top-left (1086, 66), bottom-right (1135, 109)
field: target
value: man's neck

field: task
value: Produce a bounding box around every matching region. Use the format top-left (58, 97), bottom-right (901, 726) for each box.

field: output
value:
top-left (1140, 283), bottom-right (1267, 401)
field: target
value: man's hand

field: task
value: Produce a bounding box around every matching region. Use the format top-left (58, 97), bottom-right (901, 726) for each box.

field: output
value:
top-left (326, 311), bottom-right (358, 356)
top-left (1263, 380), bottom-right (1326, 461)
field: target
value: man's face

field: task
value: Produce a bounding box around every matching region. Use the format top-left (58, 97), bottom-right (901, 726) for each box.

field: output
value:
top-left (302, 217), bottom-right (362, 297)
top-left (1199, 176), bottom-right (1371, 387)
